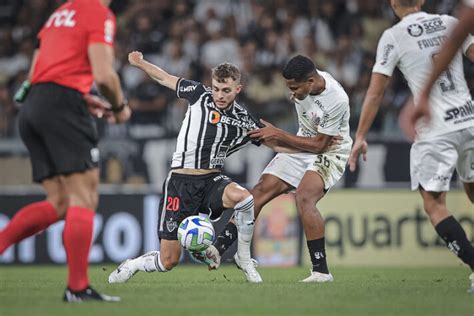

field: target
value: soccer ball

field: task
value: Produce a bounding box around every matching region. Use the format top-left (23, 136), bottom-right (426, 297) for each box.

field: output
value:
top-left (177, 215), bottom-right (215, 251)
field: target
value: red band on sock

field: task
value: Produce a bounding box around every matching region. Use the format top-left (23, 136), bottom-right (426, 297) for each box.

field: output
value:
top-left (63, 206), bottom-right (95, 291)
top-left (0, 201), bottom-right (59, 254)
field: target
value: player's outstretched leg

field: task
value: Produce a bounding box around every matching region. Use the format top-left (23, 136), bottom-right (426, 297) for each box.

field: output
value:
top-left (234, 195), bottom-right (262, 283)
top-left (108, 251), bottom-right (167, 283)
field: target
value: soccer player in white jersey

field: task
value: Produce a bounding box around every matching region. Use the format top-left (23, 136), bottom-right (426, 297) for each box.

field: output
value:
top-left (207, 55), bottom-right (352, 282)
top-left (348, 0), bottom-right (474, 291)
top-left (413, 0), bottom-right (474, 123)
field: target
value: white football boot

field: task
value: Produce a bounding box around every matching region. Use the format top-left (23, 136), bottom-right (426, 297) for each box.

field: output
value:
top-left (234, 253), bottom-right (263, 283)
top-left (108, 251), bottom-right (158, 284)
top-left (468, 273), bottom-right (474, 293)
top-left (299, 270), bottom-right (334, 283)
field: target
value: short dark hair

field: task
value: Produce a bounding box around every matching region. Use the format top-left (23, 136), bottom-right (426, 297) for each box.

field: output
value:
top-left (282, 55), bottom-right (317, 82)
top-left (212, 62), bottom-right (241, 83)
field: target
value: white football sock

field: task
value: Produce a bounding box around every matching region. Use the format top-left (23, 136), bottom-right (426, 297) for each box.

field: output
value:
top-left (234, 195), bottom-right (255, 261)
top-left (132, 251), bottom-right (168, 272)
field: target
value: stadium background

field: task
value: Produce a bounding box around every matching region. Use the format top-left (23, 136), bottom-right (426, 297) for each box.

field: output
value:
top-left (0, 0), bottom-right (472, 266)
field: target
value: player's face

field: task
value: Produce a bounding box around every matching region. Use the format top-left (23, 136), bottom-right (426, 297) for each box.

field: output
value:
top-left (285, 78), bottom-right (312, 100)
top-left (212, 78), bottom-right (242, 109)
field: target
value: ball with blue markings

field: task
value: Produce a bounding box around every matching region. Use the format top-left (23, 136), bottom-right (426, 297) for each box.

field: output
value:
top-left (177, 215), bottom-right (215, 251)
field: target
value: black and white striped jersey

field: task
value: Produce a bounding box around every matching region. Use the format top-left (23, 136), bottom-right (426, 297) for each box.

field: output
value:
top-left (171, 78), bottom-right (262, 170)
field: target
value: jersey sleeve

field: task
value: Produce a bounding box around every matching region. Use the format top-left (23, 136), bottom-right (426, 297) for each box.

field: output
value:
top-left (176, 78), bottom-right (207, 105)
top-left (372, 30), bottom-right (399, 77)
top-left (86, 7), bottom-right (115, 46)
top-left (317, 102), bottom-right (349, 136)
top-left (462, 33), bottom-right (474, 56)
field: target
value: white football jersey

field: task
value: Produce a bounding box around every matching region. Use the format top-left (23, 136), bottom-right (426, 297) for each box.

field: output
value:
top-left (373, 11), bottom-right (474, 140)
top-left (294, 71), bottom-right (352, 154)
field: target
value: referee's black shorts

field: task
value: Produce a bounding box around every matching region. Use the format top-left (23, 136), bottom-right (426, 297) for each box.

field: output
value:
top-left (18, 82), bottom-right (99, 183)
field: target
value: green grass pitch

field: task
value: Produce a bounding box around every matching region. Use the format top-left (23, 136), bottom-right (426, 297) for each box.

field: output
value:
top-left (0, 265), bottom-right (472, 316)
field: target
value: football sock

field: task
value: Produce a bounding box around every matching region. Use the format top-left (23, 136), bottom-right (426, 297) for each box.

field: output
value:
top-left (63, 206), bottom-right (94, 291)
top-left (132, 251), bottom-right (168, 272)
top-left (214, 221), bottom-right (238, 256)
top-left (235, 195), bottom-right (255, 261)
top-left (435, 216), bottom-right (474, 270)
top-left (0, 201), bottom-right (59, 254)
top-left (307, 238), bottom-right (329, 274)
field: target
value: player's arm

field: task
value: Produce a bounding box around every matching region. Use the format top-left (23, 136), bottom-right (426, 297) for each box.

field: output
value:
top-left (248, 119), bottom-right (332, 154)
top-left (88, 43), bottom-right (130, 123)
top-left (262, 139), bottom-right (304, 153)
top-left (348, 73), bottom-right (390, 171)
top-left (354, 73), bottom-right (390, 141)
top-left (128, 51), bottom-right (179, 91)
top-left (14, 48), bottom-right (39, 103)
top-left (421, 5), bottom-right (474, 97)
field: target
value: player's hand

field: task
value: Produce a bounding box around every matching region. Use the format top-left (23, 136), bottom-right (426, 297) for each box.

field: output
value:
top-left (248, 119), bottom-right (282, 141)
top-left (128, 51), bottom-right (144, 67)
top-left (328, 135), bottom-right (343, 151)
top-left (113, 105), bottom-right (132, 124)
top-left (348, 137), bottom-right (368, 172)
top-left (83, 94), bottom-right (113, 119)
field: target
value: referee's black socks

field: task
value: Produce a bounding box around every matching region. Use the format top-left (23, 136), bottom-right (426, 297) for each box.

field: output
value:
top-left (435, 216), bottom-right (474, 270)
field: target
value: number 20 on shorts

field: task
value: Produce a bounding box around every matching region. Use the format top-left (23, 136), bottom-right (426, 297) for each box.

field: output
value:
top-left (166, 197), bottom-right (180, 211)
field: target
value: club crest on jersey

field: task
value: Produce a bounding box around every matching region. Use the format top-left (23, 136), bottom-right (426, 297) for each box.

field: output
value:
top-left (407, 24), bottom-right (423, 37)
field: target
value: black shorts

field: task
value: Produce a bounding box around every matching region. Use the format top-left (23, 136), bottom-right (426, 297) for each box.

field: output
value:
top-left (158, 172), bottom-right (233, 240)
top-left (18, 83), bottom-right (99, 182)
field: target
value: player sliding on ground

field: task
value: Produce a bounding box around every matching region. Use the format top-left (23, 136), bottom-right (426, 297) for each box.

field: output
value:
top-left (108, 52), bottom-right (298, 284)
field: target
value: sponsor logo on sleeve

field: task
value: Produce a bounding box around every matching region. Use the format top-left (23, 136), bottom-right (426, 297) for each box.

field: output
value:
top-left (179, 85), bottom-right (197, 93)
top-left (104, 19), bottom-right (114, 43)
top-left (380, 44), bottom-right (394, 65)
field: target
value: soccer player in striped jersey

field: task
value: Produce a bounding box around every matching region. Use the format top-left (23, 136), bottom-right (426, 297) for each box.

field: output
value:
top-left (108, 51), bottom-right (297, 284)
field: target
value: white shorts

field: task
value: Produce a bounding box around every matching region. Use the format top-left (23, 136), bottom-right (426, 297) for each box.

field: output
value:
top-left (410, 127), bottom-right (474, 192)
top-left (262, 151), bottom-right (349, 191)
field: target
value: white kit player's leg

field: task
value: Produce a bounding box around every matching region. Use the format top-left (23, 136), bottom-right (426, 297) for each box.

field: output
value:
top-left (108, 251), bottom-right (168, 283)
top-left (234, 195), bottom-right (262, 283)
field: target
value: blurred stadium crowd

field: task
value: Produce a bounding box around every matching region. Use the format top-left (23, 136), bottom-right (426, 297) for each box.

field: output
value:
top-left (0, 0), bottom-right (471, 185)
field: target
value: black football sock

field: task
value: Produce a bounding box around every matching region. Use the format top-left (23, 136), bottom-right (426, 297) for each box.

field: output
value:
top-left (307, 238), bottom-right (329, 274)
top-left (214, 221), bottom-right (238, 256)
top-left (435, 216), bottom-right (474, 270)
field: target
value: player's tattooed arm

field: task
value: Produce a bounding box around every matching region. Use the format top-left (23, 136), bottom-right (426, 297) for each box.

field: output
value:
top-left (128, 51), bottom-right (179, 91)
top-left (248, 119), bottom-right (333, 154)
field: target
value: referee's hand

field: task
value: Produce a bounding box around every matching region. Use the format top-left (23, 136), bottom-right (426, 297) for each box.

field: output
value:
top-left (84, 94), bottom-right (112, 119)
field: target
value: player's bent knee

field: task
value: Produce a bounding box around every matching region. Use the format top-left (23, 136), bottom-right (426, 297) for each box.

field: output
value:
top-left (160, 254), bottom-right (179, 270)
